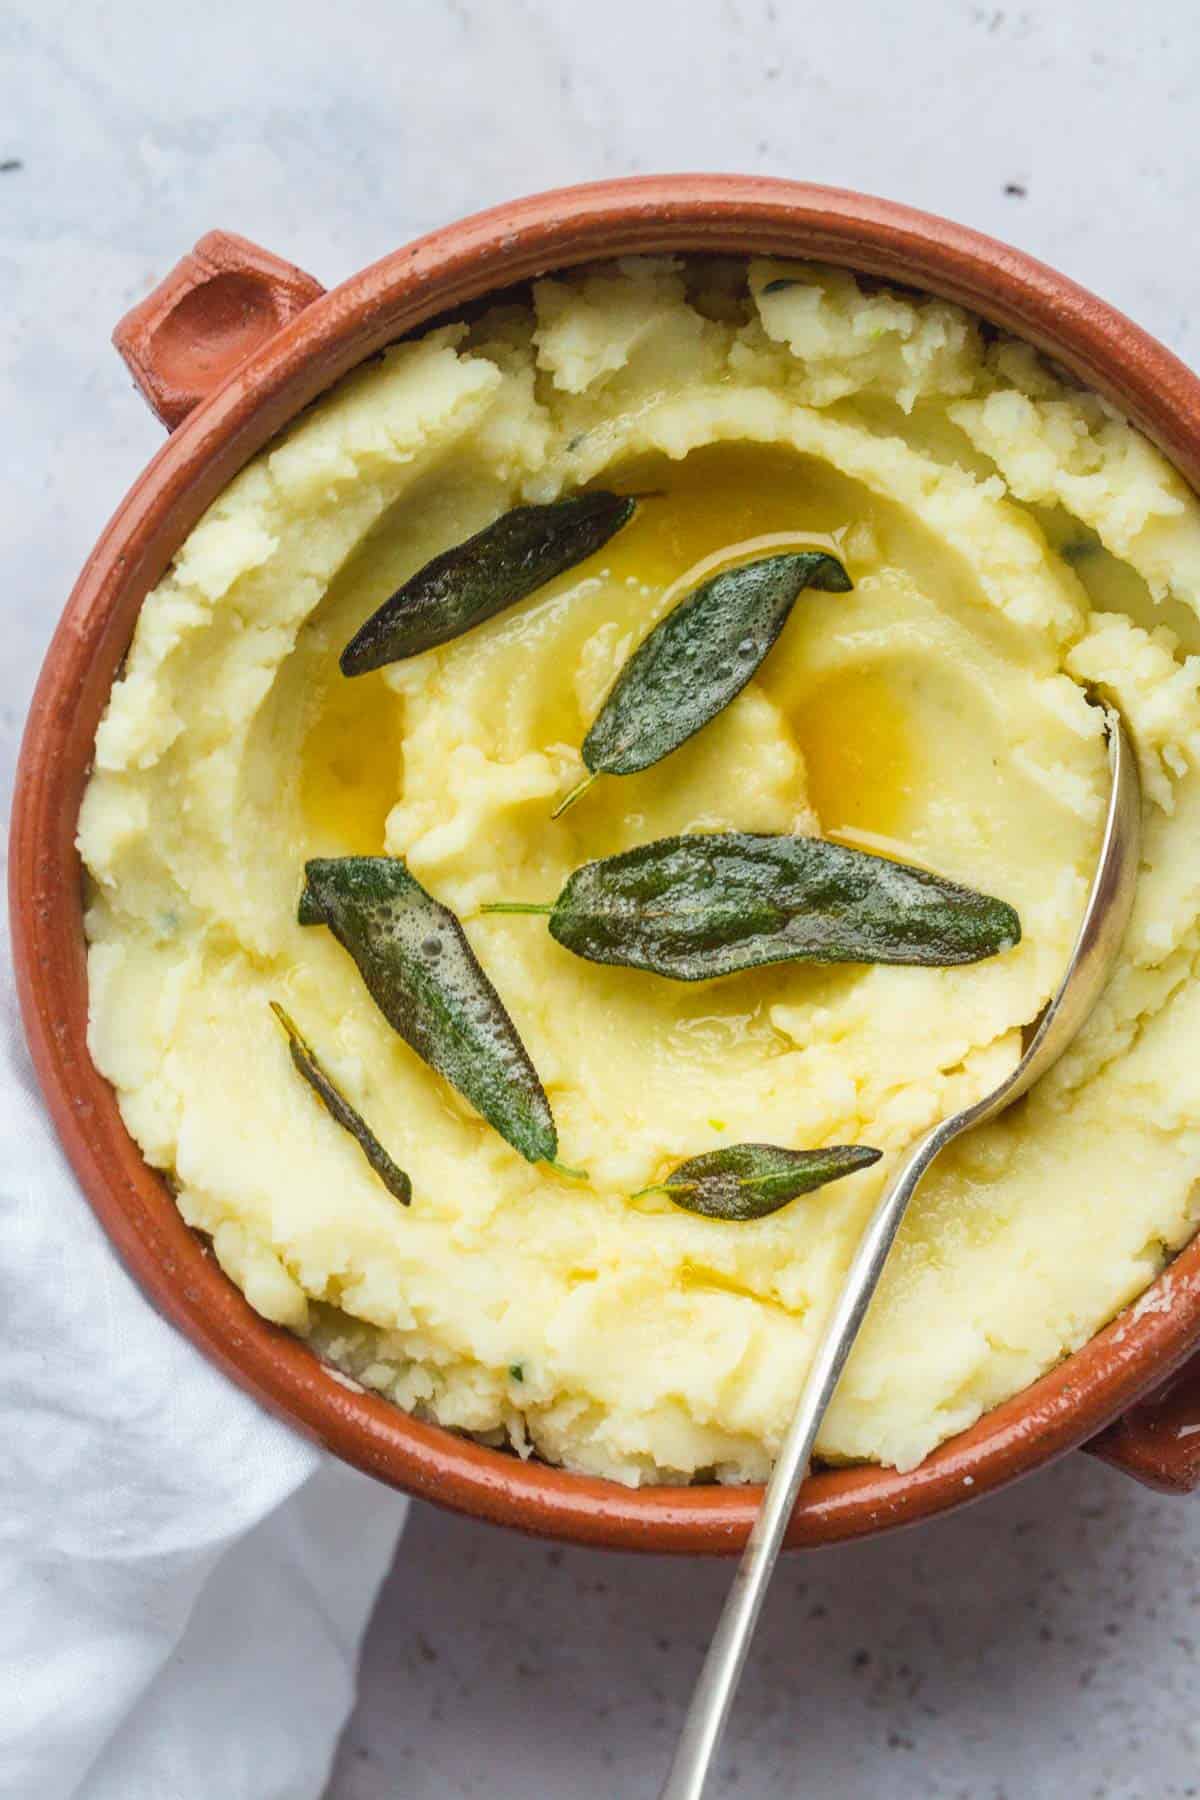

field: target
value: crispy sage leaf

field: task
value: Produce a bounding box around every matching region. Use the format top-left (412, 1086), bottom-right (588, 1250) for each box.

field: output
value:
top-left (270, 1002), bottom-right (412, 1206)
top-left (555, 552), bottom-right (851, 814)
top-left (484, 832), bottom-right (1021, 980)
top-left (340, 492), bottom-right (637, 675)
top-left (637, 1141), bottom-right (882, 1221)
top-left (299, 856), bottom-right (557, 1163)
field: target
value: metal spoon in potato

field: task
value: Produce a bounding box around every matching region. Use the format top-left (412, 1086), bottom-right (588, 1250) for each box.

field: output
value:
top-left (661, 700), bottom-right (1142, 1800)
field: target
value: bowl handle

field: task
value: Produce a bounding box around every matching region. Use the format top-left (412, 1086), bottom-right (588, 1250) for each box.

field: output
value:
top-left (112, 231), bottom-right (326, 429)
top-left (1085, 1349), bottom-right (1200, 1492)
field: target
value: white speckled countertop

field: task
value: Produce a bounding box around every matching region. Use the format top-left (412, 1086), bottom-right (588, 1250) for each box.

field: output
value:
top-left (4, 2), bottom-right (1199, 1794)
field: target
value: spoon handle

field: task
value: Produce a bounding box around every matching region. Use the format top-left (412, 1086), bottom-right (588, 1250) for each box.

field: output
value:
top-left (659, 1120), bottom-right (953, 1800)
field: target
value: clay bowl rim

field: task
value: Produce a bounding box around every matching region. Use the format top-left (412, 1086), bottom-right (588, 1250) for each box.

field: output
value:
top-left (13, 174), bottom-right (1200, 1554)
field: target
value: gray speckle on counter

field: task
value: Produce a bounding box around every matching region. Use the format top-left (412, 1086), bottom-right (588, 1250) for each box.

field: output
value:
top-left (333, 1458), bottom-right (1200, 1798)
top-left (4, 2), bottom-right (1199, 1795)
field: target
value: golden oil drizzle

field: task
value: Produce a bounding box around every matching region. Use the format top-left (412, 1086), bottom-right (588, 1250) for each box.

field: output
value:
top-left (298, 441), bottom-right (917, 856)
top-left (789, 666), bottom-right (916, 850)
top-left (299, 669), bottom-right (404, 854)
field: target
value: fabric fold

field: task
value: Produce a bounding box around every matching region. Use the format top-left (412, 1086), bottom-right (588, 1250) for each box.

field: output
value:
top-left (0, 946), bottom-right (405, 1799)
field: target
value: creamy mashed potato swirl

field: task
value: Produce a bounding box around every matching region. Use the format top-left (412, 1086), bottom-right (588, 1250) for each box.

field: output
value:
top-left (78, 258), bottom-right (1200, 1484)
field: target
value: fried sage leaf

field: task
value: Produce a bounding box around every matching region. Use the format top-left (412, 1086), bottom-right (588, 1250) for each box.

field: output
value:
top-left (553, 551), bottom-right (852, 814)
top-left (299, 856), bottom-right (557, 1163)
top-left (270, 1002), bottom-right (412, 1206)
top-left (637, 1141), bottom-right (882, 1221)
top-left (484, 832), bottom-right (1021, 980)
top-left (340, 492), bottom-right (637, 675)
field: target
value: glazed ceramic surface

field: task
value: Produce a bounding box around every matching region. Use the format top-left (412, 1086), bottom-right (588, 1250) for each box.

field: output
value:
top-left (14, 177), bottom-right (1200, 1550)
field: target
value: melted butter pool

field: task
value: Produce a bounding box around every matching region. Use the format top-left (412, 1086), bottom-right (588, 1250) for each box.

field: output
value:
top-left (601, 443), bottom-right (917, 850)
top-left (299, 441), bottom-right (919, 857)
top-left (599, 441), bottom-right (848, 589)
top-left (791, 665), bottom-right (917, 853)
top-left (300, 667), bottom-right (405, 853)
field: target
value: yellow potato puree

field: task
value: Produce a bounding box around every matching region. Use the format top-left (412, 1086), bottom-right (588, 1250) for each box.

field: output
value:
top-left (78, 259), bottom-right (1200, 1484)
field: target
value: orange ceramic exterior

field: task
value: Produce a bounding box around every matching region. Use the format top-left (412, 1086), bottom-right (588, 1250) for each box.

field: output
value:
top-left (112, 230), bottom-right (326, 429)
top-left (13, 177), bottom-right (1200, 1552)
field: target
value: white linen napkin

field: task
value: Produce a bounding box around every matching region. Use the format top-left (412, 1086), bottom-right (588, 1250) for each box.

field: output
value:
top-left (0, 934), bottom-right (406, 1798)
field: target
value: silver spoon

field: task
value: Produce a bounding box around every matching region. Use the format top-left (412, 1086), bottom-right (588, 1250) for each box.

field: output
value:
top-left (660, 703), bottom-right (1141, 1800)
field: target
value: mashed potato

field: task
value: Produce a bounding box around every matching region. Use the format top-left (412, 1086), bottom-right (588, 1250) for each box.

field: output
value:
top-left (77, 258), bottom-right (1200, 1484)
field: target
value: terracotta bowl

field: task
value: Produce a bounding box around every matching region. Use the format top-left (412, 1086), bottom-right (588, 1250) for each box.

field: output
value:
top-left (13, 176), bottom-right (1200, 1552)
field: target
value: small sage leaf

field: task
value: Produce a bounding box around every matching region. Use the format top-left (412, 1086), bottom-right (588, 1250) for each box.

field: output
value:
top-left (760, 278), bottom-right (800, 295)
top-left (638, 1141), bottom-right (882, 1220)
top-left (561, 552), bottom-right (851, 810)
top-left (299, 856), bottom-right (557, 1163)
top-left (270, 1002), bottom-right (412, 1206)
top-left (341, 492), bottom-right (637, 674)
top-left (483, 832), bottom-right (1021, 980)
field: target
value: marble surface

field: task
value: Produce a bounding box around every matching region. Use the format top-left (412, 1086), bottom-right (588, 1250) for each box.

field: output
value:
top-left (4, 0), bottom-right (1199, 1794)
